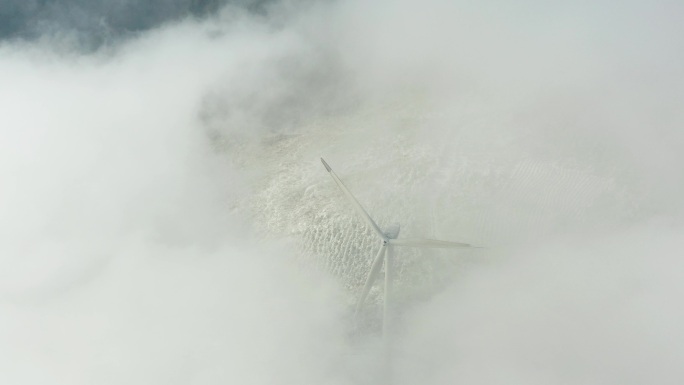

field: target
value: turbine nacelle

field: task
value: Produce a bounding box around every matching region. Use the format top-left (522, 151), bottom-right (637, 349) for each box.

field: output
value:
top-left (320, 157), bottom-right (478, 337)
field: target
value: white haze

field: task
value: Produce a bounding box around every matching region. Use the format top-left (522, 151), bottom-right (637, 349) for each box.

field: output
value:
top-left (0, 1), bottom-right (683, 384)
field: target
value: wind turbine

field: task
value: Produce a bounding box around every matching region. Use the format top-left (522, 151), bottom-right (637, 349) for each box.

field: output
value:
top-left (320, 158), bottom-right (477, 339)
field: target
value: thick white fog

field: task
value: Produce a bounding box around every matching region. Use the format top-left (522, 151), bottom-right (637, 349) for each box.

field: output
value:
top-left (1, 1), bottom-right (683, 384)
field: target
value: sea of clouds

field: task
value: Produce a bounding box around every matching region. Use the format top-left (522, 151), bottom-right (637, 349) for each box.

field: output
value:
top-left (1, 0), bottom-right (683, 384)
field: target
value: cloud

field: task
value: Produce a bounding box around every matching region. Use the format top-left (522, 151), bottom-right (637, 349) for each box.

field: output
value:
top-left (394, 220), bottom-right (684, 384)
top-left (0, 11), bottom-right (355, 384)
top-left (0, 0), bottom-right (682, 383)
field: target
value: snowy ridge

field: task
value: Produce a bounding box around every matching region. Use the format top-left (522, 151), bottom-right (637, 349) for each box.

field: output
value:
top-left (221, 105), bottom-right (639, 311)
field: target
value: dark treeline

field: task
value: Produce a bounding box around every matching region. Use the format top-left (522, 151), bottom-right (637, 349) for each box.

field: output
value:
top-left (0, 0), bottom-right (268, 47)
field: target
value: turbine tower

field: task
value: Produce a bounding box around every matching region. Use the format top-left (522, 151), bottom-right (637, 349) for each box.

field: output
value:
top-left (320, 158), bottom-right (476, 339)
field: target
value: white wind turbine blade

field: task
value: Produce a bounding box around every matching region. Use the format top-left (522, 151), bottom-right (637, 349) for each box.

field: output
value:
top-left (321, 158), bottom-right (386, 240)
top-left (389, 238), bottom-right (475, 248)
top-left (355, 245), bottom-right (386, 316)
